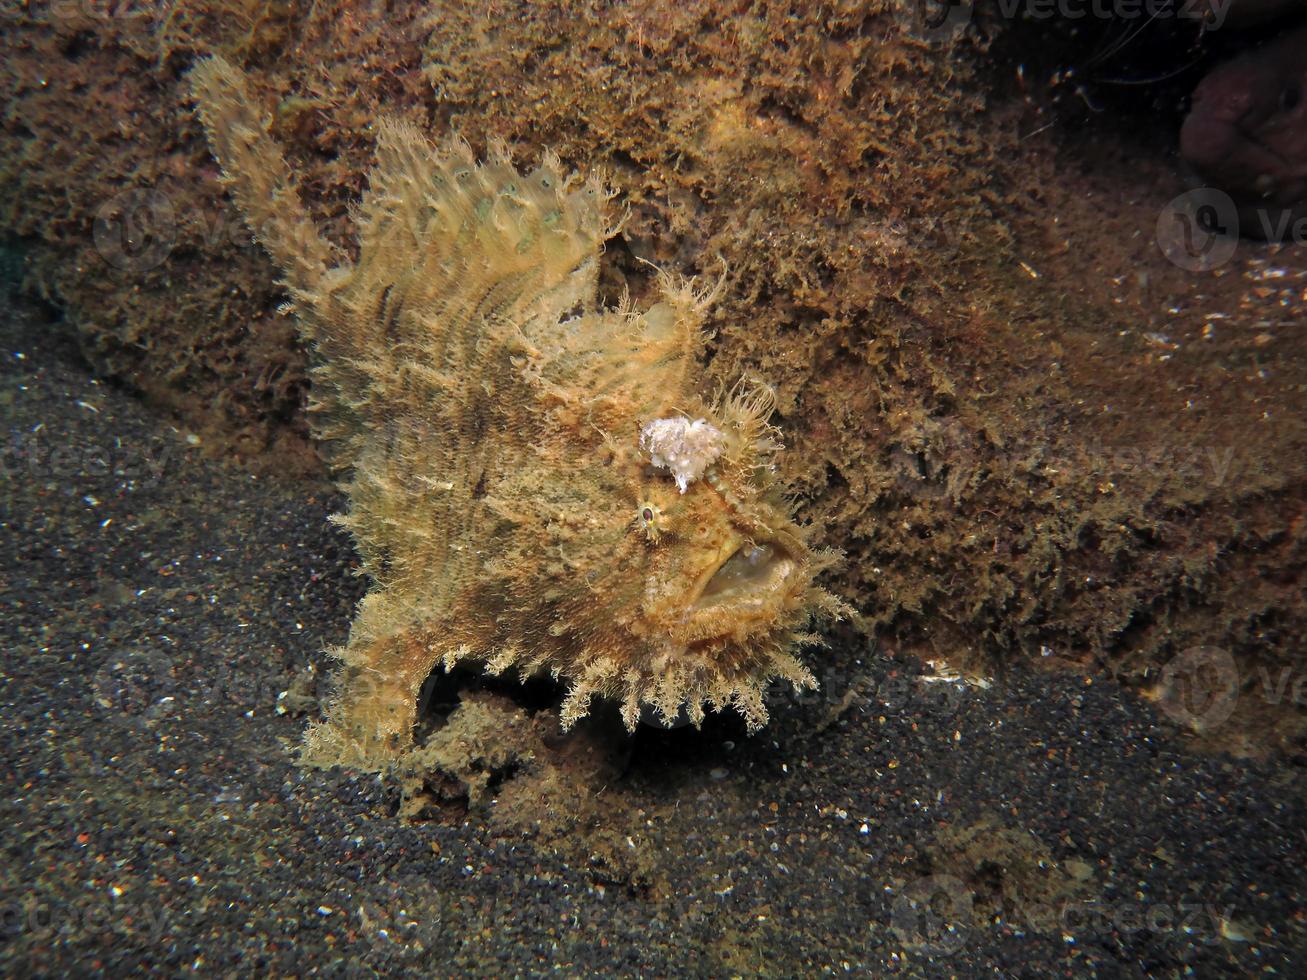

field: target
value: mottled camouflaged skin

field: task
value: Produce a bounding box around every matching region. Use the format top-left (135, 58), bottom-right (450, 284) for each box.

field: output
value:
top-left (189, 55), bottom-right (847, 769)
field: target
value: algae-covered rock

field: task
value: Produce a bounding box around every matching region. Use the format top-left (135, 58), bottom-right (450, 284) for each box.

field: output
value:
top-left (3, 2), bottom-right (1304, 736)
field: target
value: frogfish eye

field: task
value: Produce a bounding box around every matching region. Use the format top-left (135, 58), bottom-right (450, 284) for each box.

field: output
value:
top-left (637, 502), bottom-right (663, 542)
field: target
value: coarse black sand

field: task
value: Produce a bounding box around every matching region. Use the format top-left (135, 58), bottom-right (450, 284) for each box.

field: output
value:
top-left (2, 293), bottom-right (1304, 976)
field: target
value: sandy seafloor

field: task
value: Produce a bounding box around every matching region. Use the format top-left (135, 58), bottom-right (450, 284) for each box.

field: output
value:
top-left (1, 291), bottom-right (1303, 978)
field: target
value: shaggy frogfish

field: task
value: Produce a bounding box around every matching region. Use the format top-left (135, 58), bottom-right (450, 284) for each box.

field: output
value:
top-left (189, 55), bottom-right (848, 768)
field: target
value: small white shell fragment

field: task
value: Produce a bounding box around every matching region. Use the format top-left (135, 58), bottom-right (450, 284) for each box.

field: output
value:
top-left (640, 416), bottom-right (725, 493)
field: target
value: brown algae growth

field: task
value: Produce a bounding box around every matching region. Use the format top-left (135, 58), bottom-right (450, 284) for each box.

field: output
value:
top-left (188, 55), bottom-right (849, 768)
